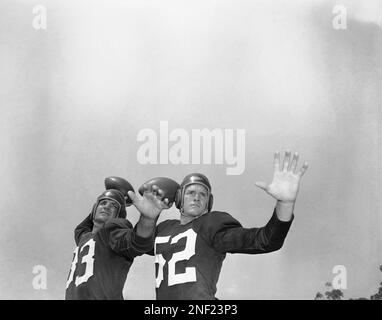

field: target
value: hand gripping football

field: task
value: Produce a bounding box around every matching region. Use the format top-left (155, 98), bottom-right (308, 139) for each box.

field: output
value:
top-left (138, 177), bottom-right (180, 204)
top-left (104, 176), bottom-right (135, 205)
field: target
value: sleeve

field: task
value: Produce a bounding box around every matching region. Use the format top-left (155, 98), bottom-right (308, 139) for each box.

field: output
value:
top-left (144, 226), bottom-right (159, 256)
top-left (74, 213), bottom-right (94, 245)
top-left (100, 219), bottom-right (155, 259)
top-left (146, 247), bottom-right (155, 256)
top-left (202, 210), bottom-right (294, 254)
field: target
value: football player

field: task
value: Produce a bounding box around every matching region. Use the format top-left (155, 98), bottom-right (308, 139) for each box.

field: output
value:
top-left (148, 150), bottom-right (308, 299)
top-left (65, 177), bottom-right (170, 300)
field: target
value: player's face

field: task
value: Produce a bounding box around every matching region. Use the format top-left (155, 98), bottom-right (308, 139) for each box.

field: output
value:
top-left (94, 199), bottom-right (119, 223)
top-left (182, 184), bottom-right (209, 218)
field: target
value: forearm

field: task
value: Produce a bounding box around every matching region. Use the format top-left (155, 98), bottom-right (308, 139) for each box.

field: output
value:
top-left (228, 210), bottom-right (293, 253)
top-left (275, 200), bottom-right (295, 222)
top-left (212, 211), bottom-right (293, 254)
top-left (103, 219), bottom-right (155, 258)
top-left (135, 215), bottom-right (158, 238)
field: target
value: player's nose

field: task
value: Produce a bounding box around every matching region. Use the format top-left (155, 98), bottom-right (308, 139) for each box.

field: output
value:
top-left (102, 201), bottom-right (113, 209)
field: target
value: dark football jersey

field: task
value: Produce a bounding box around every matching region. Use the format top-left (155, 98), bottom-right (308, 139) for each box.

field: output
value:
top-left (153, 210), bottom-right (293, 300)
top-left (65, 215), bottom-right (153, 300)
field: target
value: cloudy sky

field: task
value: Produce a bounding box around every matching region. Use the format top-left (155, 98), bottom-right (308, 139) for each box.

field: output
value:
top-left (0, 0), bottom-right (381, 299)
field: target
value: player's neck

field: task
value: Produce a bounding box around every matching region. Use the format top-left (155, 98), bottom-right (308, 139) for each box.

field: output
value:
top-left (180, 214), bottom-right (195, 225)
top-left (180, 211), bottom-right (206, 225)
top-left (92, 220), bottom-right (104, 234)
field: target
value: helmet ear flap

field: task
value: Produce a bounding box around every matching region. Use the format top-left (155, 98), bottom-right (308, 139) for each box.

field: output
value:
top-left (119, 206), bottom-right (127, 219)
top-left (175, 188), bottom-right (182, 209)
top-left (91, 203), bottom-right (97, 219)
top-left (208, 193), bottom-right (213, 212)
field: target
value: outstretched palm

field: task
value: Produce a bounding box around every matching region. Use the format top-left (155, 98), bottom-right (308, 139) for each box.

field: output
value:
top-left (128, 185), bottom-right (171, 220)
top-left (255, 150), bottom-right (308, 203)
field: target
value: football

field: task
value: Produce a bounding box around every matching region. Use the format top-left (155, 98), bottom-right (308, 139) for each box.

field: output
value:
top-left (138, 177), bottom-right (180, 203)
top-left (104, 176), bottom-right (135, 205)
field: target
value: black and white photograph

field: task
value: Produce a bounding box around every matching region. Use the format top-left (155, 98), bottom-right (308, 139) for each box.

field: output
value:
top-left (0, 0), bottom-right (381, 302)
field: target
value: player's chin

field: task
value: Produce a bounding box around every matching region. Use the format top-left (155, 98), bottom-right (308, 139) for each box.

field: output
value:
top-left (185, 207), bottom-right (205, 217)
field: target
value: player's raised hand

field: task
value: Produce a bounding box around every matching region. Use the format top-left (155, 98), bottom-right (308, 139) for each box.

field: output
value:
top-left (255, 150), bottom-right (308, 203)
top-left (128, 185), bottom-right (171, 221)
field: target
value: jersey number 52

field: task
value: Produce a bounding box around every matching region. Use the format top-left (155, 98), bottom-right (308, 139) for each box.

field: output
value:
top-left (155, 229), bottom-right (197, 287)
